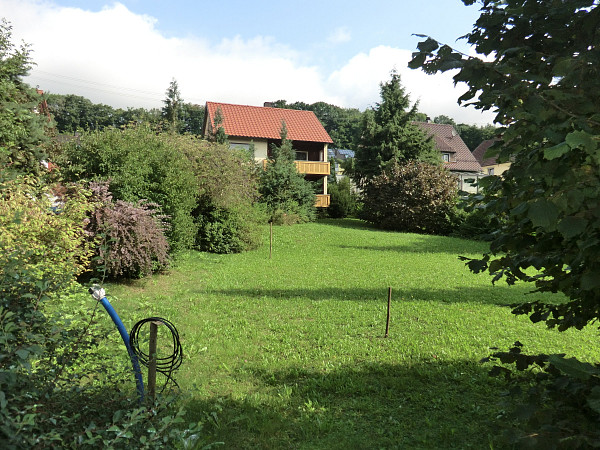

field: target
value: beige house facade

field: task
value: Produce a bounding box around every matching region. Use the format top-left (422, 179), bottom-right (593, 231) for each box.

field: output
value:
top-left (203, 102), bottom-right (333, 207)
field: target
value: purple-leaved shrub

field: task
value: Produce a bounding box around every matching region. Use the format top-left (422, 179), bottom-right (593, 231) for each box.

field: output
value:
top-left (88, 181), bottom-right (169, 278)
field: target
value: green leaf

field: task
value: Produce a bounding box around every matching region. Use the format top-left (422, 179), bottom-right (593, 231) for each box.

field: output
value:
top-left (528, 200), bottom-right (559, 229)
top-left (417, 37), bottom-right (439, 53)
top-left (510, 202), bottom-right (529, 216)
top-left (566, 131), bottom-right (597, 152)
top-left (15, 349), bottom-right (29, 360)
top-left (548, 355), bottom-right (596, 380)
top-left (544, 142), bottom-right (570, 160)
top-left (408, 52), bottom-right (427, 69)
top-left (557, 216), bottom-right (588, 239)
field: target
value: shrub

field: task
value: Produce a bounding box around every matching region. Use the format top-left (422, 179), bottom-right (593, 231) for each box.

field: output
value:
top-left (175, 136), bottom-right (264, 253)
top-left (0, 175), bottom-right (209, 447)
top-left (0, 175), bottom-right (96, 299)
top-left (359, 160), bottom-right (458, 234)
top-left (328, 177), bottom-right (357, 218)
top-left (451, 205), bottom-right (501, 241)
top-left (87, 181), bottom-right (170, 278)
top-left (57, 125), bottom-right (198, 252)
top-left (195, 201), bottom-right (264, 253)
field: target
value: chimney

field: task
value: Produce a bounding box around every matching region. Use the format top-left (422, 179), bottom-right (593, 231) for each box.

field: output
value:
top-left (264, 102), bottom-right (274, 108)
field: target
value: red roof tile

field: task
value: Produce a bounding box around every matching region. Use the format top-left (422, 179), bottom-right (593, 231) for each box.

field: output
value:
top-left (472, 138), bottom-right (501, 166)
top-left (415, 122), bottom-right (482, 173)
top-left (205, 102), bottom-right (333, 144)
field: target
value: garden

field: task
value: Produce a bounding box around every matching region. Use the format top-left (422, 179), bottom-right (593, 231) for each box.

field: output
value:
top-left (107, 219), bottom-right (599, 448)
top-left (2, 1), bottom-right (600, 447)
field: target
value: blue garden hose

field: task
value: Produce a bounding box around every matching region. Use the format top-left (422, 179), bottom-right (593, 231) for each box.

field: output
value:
top-left (89, 286), bottom-right (144, 403)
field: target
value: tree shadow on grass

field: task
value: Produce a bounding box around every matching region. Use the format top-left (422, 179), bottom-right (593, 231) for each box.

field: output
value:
top-left (183, 359), bottom-right (505, 449)
top-left (338, 234), bottom-right (488, 256)
top-left (316, 218), bottom-right (376, 230)
top-left (206, 284), bottom-right (547, 307)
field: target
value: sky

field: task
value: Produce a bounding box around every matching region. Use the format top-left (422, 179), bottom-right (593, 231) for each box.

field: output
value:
top-left (2, 0), bottom-right (497, 125)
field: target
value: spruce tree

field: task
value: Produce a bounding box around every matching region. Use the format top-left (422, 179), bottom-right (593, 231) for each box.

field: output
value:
top-left (162, 78), bottom-right (183, 133)
top-left (0, 19), bottom-right (50, 176)
top-left (351, 70), bottom-right (439, 185)
top-left (258, 122), bottom-right (315, 223)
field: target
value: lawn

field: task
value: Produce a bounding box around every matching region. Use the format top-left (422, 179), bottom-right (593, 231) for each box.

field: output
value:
top-left (107, 219), bottom-right (599, 449)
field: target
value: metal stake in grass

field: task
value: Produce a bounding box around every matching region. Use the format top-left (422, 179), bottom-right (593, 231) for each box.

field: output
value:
top-left (269, 221), bottom-right (273, 259)
top-left (385, 287), bottom-right (392, 338)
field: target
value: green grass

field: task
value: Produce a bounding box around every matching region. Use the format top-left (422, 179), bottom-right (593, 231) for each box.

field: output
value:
top-left (107, 219), bottom-right (599, 449)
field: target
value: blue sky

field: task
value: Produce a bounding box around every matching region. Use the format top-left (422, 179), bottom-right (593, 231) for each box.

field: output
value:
top-left (2, 0), bottom-right (495, 124)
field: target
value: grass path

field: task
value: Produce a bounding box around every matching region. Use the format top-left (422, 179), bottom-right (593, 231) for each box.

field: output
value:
top-left (109, 219), bottom-right (599, 448)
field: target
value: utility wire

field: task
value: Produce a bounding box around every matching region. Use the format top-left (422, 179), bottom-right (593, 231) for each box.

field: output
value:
top-left (27, 69), bottom-right (206, 105)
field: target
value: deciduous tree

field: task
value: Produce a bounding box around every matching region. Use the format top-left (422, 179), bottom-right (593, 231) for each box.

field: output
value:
top-left (410, 0), bottom-right (600, 331)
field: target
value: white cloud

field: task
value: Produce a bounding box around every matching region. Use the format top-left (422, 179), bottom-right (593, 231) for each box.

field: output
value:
top-left (327, 27), bottom-right (351, 45)
top-left (3, 0), bottom-right (495, 124)
top-left (327, 46), bottom-right (495, 124)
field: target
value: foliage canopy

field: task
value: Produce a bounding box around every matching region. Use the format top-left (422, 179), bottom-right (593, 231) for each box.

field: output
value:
top-left (410, 1), bottom-right (600, 329)
top-left (359, 161), bottom-right (458, 234)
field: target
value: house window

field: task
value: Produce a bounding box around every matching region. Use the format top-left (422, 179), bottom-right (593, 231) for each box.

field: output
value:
top-left (442, 153), bottom-right (450, 162)
top-left (230, 142), bottom-right (250, 151)
top-left (295, 151), bottom-right (308, 161)
top-left (488, 168), bottom-right (494, 175)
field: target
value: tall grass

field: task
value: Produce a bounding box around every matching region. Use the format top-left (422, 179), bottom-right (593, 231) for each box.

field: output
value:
top-left (108, 219), bottom-right (599, 448)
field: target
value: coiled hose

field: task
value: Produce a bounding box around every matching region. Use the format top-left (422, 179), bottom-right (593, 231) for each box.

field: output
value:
top-left (129, 317), bottom-right (183, 393)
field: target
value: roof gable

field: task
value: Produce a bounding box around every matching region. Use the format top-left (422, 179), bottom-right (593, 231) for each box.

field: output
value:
top-left (205, 102), bottom-right (333, 144)
top-left (414, 122), bottom-right (482, 173)
top-left (472, 138), bottom-right (501, 166)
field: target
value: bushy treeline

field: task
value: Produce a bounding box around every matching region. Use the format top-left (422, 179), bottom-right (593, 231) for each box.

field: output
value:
top-left (46, 92), bottom-right (205, 135)
top-left (56, 125), bottom-right (265, 262)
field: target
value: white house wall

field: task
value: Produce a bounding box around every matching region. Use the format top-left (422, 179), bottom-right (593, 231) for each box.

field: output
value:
top-left (228, 137), bottom-right (269, 161)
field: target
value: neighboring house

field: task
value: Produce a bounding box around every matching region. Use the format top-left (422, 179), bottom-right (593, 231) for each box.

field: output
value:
top-left (415, 122), bottom-right (483, 193)
top-left (472, 139), bottom-right (510, 176)
top-left (328, 148), bottom-right (355, 182)
top-left (203, 101), bottom-right (333, 207)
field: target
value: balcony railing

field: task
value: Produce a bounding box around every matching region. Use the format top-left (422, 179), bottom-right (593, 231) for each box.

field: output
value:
top-left (295, 161), bottom-right (330, 175)
top-left (315, 194), bottom-right (330, 208)
top-left (262, 160), bottom-right (330, 176)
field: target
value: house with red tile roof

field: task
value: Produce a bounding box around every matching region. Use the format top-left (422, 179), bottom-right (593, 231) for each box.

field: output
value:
top-left (203, 102), bottom-right (333, 207)
top-left (415, 122), bottom-right (483, 193)
top-left (472, 138), bottom-right (510, 176)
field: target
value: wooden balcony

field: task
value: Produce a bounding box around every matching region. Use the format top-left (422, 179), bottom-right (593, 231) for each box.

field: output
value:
top-left (315, 194), bottom-right (330, 208)
top-left (295, 161), bottom-right (330, 175)
top-left (261, 160), bottom-right (330, 176)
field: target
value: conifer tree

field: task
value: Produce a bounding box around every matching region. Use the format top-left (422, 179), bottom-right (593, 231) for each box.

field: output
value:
top-left (0, 19), bottom-right (50, 175)
top-left (258, 122), bottom-right (315, 222)
top-left (211, 106), bottom-right (229, 145)
top-left (162, 78), bottom-right (183, 133)
top-left (350, 70), bottom-right (439, 185)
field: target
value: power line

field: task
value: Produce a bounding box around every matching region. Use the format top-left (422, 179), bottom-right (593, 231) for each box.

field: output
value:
top-left (27, 69), bottom-right (206, 106)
